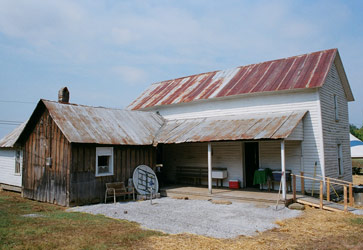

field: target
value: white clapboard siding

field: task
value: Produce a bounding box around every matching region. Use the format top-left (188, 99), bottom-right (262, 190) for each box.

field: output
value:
top-left (163, 141), bottom-right (243, 187)
top-left (259, 140), bottom-right (305, 191)
top-left (319, 63), bottom-right (352, 183)
top-left (0, 148), bottom-right (22, 187)
top-left (152, 89), bottom-right (324, 184)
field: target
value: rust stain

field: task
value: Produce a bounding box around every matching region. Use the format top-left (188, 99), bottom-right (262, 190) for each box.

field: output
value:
top-left (155, 111), bottom-right (307, 144)
top-left (129, 49), bottom-right (337, 110)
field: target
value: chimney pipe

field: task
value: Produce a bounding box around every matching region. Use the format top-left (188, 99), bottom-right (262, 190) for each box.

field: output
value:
top-left (58, 87), bottom-right (70, 103)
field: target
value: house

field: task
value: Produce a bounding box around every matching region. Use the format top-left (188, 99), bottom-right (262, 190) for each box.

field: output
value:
top-left (350, 133), bottom-right (363, 174)
top-left (16, 48), bottom-right (354, 206)
top-left (0, 123), bottom-right (26, 192)
top-left (16, 88), bottom-right (164, 206)
top-left (128, 48), bottom-right (354, 198)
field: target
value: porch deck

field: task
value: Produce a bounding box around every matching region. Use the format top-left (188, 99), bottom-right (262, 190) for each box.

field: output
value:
top-left (160, 185), bottom-right (302, 204)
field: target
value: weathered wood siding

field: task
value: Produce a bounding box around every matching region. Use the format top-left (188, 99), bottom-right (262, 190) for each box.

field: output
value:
top-left (319, 63), bottom-right (352, 182)
top-left (0, 148), bottom-right (22, 187)
top-left (22, 110), bottom-right (70, 206)
top-left (69, 144), bottom-right (155, 206)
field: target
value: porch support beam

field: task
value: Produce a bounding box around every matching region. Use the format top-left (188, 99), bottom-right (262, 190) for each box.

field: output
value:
top-left (281, 140), bottom-right (286, 200)
top-left (208, 142), bottom-right (212, 194)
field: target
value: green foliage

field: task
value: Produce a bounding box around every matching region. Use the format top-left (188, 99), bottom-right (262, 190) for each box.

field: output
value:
top-left (350, 124), bottom-right (363, 141)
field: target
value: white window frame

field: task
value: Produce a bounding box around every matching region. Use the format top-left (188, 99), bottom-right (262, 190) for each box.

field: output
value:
top-left (95, 147), bottom-right (114, 177)
top-left (14, 150), bottom-right (22, 176)
top-left (334, 94), bottom-right (339, 121)
top-left (337, 144), bottom-right (343, 176)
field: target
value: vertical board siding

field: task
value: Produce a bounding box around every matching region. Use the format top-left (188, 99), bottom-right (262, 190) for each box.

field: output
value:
top-left (69, 144), bottom-right (155, 206)
top-left (152, 89), bottom-right (324, 185)
top-left (22, 110), bottom-right (70, 206)
top-left (319, 63), bottom-right (352, 183)
top-left (0, 149), bottom-right (22, 187)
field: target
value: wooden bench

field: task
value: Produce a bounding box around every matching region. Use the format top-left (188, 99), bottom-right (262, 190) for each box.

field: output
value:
top-left (176, 166), bottom-right (208, 185)
top-left (105, 182), bottom-right (135, 203)
top-left (175, 167), bottom-right (228, 186)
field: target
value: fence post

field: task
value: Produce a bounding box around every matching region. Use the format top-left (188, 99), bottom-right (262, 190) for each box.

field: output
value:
top-left (293, 174), bottom-right (296, 202)
top-left (344, 185), bottom-right (348, 212)
top-left (326, 178), bottom-right (330, 202)
top-left (300, 171), bottom-right (304, 195)
top-left (349, 183), bottom-right (353, 207)
top-left (319, 181), bottom-right (323, 209)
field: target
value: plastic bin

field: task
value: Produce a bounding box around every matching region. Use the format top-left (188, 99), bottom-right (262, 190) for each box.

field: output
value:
top-left (229, 180), bottom-right (239, 189)
top-left (272, 170), bottom-right (291, 181)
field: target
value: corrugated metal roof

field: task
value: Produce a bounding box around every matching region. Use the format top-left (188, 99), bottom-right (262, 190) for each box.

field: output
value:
top-left (42, 100), bottom-right (164, 145)
top-left (154, 111), bottom-right (307, 145)
top-left (129, 49), bottom-right (338, 110)
top-left (0, 122), bottom-right (26, 148)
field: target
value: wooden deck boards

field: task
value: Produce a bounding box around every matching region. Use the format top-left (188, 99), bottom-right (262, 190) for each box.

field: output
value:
top-left (160, 185), bottom-right (300, 204)
top-left (297, 196), bottom-right (357, 212)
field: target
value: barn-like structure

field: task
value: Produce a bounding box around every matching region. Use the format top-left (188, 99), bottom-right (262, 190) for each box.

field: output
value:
top-left (17, 96), bottom-right (163, 206)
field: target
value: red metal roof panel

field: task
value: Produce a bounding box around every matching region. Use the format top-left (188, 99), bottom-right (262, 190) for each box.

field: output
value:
top-left (128, 49), bottom-right (337, 110)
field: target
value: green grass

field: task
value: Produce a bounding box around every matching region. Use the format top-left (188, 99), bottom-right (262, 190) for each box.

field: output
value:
top-left (0, 191), bottom-right (164, 249)
top-left (349, 217), bottom-right (363, 225)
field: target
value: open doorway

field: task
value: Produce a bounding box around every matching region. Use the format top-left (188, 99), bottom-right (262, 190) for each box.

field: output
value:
top-left (245, 142), bottom-right (259, 187)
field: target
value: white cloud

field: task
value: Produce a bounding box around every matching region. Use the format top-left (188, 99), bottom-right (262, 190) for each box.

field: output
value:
top-left (111, 66), bottom-right (148, 85)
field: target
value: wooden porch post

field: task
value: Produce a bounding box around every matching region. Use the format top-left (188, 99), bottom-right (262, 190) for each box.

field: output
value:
top-left (208, 142), bottom-right (212, 194)
top-left (281, 140), bottom-right (286, 200)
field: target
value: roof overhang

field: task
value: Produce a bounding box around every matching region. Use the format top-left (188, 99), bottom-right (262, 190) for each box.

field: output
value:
top-left (334, 50), bottom-right (354, 101)
top-left (154, 110), bottom-right (307, 145)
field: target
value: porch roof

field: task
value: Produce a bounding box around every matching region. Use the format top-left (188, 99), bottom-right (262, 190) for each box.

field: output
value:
top-left (154, 110), bottom-right (307, 145)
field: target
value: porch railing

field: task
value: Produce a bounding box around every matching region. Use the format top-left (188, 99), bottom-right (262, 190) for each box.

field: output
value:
top-left (291, 172), bottom-right (354, 212)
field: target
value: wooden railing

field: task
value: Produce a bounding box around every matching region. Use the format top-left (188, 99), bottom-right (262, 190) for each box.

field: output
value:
top-left (291, 172), bottom-right (354, 212)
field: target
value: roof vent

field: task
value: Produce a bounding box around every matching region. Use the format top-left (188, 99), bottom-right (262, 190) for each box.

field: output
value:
top-left (58, 87), bottom-right (70, 103)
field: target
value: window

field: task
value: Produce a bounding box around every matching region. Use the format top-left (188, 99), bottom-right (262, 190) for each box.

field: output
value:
top-left (334, 95), bottom-right (339, 121)
top-left (337, 144), bottom-right (343, 176)
top-left (96, 147), bottom-right (114, 177)
top-left (15, 150), bottom-right (21, 175)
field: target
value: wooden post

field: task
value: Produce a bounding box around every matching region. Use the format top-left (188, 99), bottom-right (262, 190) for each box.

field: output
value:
top-left (349, 183), bottom-right (353, 206)
top-left (326, 178), bottom-right (330, 202)
top-left (300, 171), bottom-right (305, 195)
top-left (344, 185), bottom-right (348, 212)
top-left (293, 174), bottom-right (296, 202)
top-left (208, 142), bottom-right (212, 194)
top-left (281, 140), bottom-right (286, 200)
top-left (319, 181), bottom-right (323, 209)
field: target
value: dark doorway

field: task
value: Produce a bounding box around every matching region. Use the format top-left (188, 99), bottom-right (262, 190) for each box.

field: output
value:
top-left (245, 142), bottom-right (259, 187)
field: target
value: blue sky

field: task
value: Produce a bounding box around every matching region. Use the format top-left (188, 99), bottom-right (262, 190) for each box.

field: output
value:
top-left (0, 0), bottom-right (363, 138)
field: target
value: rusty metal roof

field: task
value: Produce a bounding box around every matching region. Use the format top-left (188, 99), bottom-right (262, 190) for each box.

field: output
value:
top-left (129, 49), bottom-right (342, 110)
top-left (0, 122), bottom-right (26, 148)
top-left (42, 100), bottom-right (164, 145)
top-left (153, 111), bottom-right (307, 145)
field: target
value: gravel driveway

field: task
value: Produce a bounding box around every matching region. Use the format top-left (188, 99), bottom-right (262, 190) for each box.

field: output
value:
top-left (68, 197), bottom-right (301, 238)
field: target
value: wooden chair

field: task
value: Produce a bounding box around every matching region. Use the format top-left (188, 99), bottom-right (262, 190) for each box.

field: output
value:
top-left (105, 182), bottom-right (135, 203)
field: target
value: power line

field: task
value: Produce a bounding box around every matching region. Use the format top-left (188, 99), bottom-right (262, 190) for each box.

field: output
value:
top-left (0, 119), bottom-right (23, 123)
top-left (0, 100), bottom-right (36, 104)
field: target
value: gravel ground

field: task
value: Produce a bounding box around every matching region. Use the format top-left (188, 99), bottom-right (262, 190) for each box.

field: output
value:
top-left (68, 197), bottom-right (302, 238)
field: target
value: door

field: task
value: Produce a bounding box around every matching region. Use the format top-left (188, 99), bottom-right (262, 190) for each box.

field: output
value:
top-left (244, 142), bottom-right (259, 187)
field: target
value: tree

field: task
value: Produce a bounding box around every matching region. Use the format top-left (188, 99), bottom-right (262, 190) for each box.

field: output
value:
top-left (350, 124), bottom-right (363, 141)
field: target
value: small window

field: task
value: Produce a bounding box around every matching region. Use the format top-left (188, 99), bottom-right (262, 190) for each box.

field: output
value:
top-left (334, 95), bottom-right (339, 121)
top-left (337, 144), bottom-right (343, 176)
top-left (15, 150), bottom-right (21, 175)
top-left (96, 147), bottom-right (114, 177)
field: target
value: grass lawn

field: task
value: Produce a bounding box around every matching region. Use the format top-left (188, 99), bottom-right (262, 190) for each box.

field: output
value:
top-left (0, 190), bottom-right (362, 250)
top-left (0, 191), bottom-right (164, 249)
